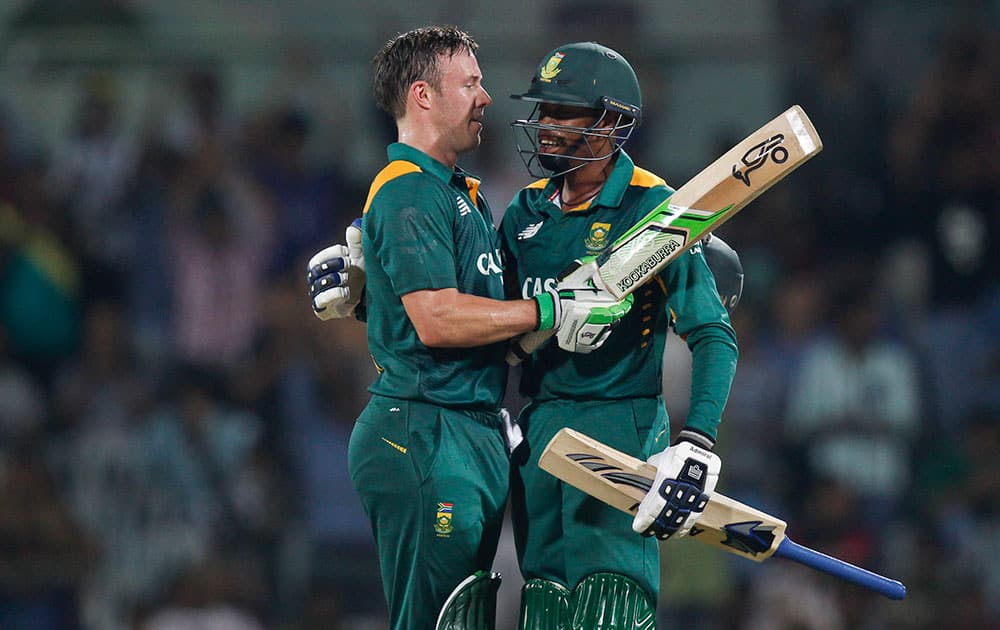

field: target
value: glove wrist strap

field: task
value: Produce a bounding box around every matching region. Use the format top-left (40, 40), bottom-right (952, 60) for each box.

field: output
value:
top-left (533, 292), bottom-right (556, 331)
top-left (675, 427), bottom-right (716, 451)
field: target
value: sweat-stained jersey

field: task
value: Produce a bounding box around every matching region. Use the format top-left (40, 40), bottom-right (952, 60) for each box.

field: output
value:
top-left (499, 150), bottom-right (738, 439)
top-left (362, 143), bottom-right (507, 411)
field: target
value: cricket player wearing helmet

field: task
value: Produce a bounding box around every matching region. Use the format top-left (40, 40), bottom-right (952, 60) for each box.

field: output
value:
top-left (501, 42), bottom-right (739, 628)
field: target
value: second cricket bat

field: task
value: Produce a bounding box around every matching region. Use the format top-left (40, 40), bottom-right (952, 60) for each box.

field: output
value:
top-left (508, 104), bottom-right (821, 364)
top-left (540, 428), bottom-right (907, 600)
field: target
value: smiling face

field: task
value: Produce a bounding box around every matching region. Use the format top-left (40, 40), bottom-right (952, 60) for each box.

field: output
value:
top-left (429, 49), bottom-right (492, 158)
top-left (537, 104), bottom-right (609, 157)
top-left (532, 103), bottom-right (618, 174)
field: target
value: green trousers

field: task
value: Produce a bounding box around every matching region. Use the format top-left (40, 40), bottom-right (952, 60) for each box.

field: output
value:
top-left (510, 397), bottom-right (669, 599)
top-left (349, 394), bottom-right (510, 629)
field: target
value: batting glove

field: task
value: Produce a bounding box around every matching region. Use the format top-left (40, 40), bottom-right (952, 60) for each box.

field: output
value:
top-left (308, 218), bottom-right (366, 320)
top-left (533, 260), bottom-right (633, 354)
top-left (632, 431), bottom-right (721, 540)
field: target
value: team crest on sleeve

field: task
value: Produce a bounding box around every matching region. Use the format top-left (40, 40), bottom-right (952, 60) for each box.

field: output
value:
top-left (435, 502), bottom-right (455, 537)
top-left (539, 52), bottom-right (565, 81)
top-left (585, 222), bottom-right (612, 253)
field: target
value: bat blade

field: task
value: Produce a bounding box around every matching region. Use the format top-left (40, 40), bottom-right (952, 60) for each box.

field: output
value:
top-left (506, 105), bottom-right (822, 364)
top-left (539, 428), bottom-right (907, 600)
top-left (596, 104), bottom-right (821, 299)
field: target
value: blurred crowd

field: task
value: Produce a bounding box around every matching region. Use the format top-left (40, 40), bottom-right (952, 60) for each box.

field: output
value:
top-left (0, 3), bottom-right (998, 629)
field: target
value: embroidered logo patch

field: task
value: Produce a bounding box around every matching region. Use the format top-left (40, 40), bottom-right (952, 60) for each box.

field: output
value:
top-left (434, 502), bottom-right (454, 536)
top-left (585, 222), bottom-right (611, 252)
top-left (539, 52), bottom-right (565, 82)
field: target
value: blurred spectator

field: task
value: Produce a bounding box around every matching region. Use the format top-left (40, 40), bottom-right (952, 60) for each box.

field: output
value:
top-left (248, 106), bottom-right (354, 279)
top-left (0, 182), bottom-right (82, 385)
top-left (0, 441), bottom-right (93, 630)
top-left (51, 299), bottom-right (153, 432)
top-left (0, 324), bottom-right (46, 441)
top-left (143, 365), bottom-right (267, 545)
top-left (784, 273), bottom-right (922, 525)
top-left (45, 73), bottom-right (138, 299)
top-left (159, 70), bottom-right (235, 161)
top-left (914, 409), bottom-right (1000, 616)
top-left (743, 562), bottom-right (846, 630)
top-left (785, 5), bottom-right (891, 261)
top-left (138, 557), bottom-right (266, 630)
top-left (889, 23), bottom-right (1000, 308)
top-left (165, 170), bottom-right (272, 370)
top-left (237, 277), bottom-right (385, 625)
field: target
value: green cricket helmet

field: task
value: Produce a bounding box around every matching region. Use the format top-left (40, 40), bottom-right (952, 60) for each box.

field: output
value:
top-left (511, 42), bottom-right (643, 178)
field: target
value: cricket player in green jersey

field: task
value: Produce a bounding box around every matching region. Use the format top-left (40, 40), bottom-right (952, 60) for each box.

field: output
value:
top-left (501, 42), bottom-right (740, 627)
top-left (305, 28), bottom-right (633, 629)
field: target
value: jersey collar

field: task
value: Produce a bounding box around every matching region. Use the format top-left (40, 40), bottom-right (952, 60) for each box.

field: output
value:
top-left (532, 150), bottom-right (635, 217)
top-left (386, 142), bottom-right (481, 189)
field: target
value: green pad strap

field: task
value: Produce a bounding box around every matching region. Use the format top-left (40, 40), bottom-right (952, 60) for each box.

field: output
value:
top-left (518, 578), bottom-right (571, 630)
top-left (571, 572), bottom-right (656, 629)
top-left (436, 570), bottom-right (502, 630)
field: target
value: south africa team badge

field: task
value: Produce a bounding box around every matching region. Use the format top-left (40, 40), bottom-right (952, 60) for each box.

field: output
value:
top-left (435, 502), bottom-right (454, 537)
top-left (539, 52), bottom-right (565, 82)
top-left (585, 222), bottom-right (611, 253)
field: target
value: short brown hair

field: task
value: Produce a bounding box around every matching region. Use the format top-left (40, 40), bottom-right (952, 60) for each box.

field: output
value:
top-left (372, 26), bottom-right (480, 120)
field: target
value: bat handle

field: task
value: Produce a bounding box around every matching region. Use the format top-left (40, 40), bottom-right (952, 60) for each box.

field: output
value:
top-left (506, 329), bottom-right (555, 366)
top-left (774, 539), bottom-right (907, 600)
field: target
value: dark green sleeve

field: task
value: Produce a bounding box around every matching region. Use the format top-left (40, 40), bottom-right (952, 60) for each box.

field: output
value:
top-left (661, 243), bottom-right (738, 441)
top-left (368, 176), bottom-right (457, 296)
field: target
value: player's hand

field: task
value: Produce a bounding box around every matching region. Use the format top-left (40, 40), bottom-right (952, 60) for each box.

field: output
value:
top-left (632, 437), bottom-right (721, 540)
top-left (533, 268), bottom-right (633, 354)
top-left (308, 218), bottom-right (365, 320)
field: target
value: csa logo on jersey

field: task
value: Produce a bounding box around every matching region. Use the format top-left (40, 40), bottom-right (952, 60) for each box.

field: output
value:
top-left (434, 502), bottom-right (454, 537)
top-left (539, 52), bottom-right (565, 82)
top-left (584, 222), bottom-right (611, 253)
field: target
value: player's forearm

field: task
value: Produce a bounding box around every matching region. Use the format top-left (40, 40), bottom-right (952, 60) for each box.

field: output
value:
top-left (685, 324), bottom-right (738, 440)
top-left (402, 288), bottom-right (538, 348)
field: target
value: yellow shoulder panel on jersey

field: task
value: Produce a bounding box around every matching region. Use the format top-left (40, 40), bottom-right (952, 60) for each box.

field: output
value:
top-left (525, 178), bottom-right (550, 190)
top-left (363, 160), bottom-right (422, 214)
top-left (629, 166), bottom-right (668, 189)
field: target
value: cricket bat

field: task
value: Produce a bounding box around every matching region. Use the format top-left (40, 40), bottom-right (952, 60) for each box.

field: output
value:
top-left (507, 104), bottom-right (821, 365)
top-left (539, 428), bottom-right (907, 600)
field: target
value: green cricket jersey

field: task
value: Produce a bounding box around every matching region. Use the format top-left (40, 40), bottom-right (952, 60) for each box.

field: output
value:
top-left (499, 150), bottom-right (738, 439)
top-left (362, 143), bottom-right (507, 411)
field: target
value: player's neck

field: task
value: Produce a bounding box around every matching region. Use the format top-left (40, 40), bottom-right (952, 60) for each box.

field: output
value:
top-left (560, 159), bottom-right (613, 208)
top-left (397, 122), bottom-right (458, 169)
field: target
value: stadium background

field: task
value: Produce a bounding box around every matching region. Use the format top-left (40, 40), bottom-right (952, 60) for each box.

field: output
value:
top-left (0, 0), bottom-right (997, 628)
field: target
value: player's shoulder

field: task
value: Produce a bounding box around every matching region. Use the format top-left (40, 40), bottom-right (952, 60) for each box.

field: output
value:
top-left (364, 160), bottom-right (450, 215)
top-left (628, 165), bottom-right (670, 191)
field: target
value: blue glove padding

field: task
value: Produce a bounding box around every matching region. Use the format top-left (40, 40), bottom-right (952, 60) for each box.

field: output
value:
top-left (632, 439), bottom-right (721, 540)
top-left (307, 218), bottom-right (365, 320)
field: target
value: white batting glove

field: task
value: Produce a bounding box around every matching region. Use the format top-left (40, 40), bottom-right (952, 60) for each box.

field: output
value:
top-left (632, 435), bottom-right (721, 540)
top-left (308, 218), bottom-right (365, 320)
top-left (532, 260), bottom-right (633, 354)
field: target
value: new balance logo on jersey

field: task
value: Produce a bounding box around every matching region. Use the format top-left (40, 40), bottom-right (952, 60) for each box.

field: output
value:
top-left (517, 221), bottom-right (544, 240)
top-left (456, 196), bottom-right (471, 216)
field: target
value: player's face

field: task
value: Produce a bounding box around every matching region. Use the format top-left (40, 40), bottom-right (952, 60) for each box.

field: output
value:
top-left (536, 103), bottom-right (615, 159)
top-left (432, 50), bottom-right (492, 155)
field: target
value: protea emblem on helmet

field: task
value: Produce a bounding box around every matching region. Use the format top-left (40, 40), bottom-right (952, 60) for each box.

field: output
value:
top-left (539, 52), bottom-right (565, 82)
